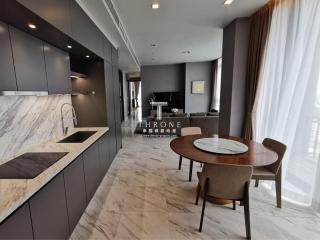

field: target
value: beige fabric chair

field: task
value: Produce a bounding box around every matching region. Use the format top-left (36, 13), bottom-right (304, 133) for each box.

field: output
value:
top-left (196, 164), bottom-right (253, 239)
top-left (252, 138), bottom-right (287, 208)
top-left (178, 127), bottom-right (202, 181)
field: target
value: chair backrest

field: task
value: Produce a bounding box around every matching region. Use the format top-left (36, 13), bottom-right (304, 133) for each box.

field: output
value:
top-left (181, 127), bottom-right (202, 136)
top-left (200, 164), bottom-right (253, 200)
top-left (263, 138), bottom-right (287, 174)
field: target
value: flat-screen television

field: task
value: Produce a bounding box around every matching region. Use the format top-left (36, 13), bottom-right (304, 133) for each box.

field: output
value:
top-left (152, 92), bottom-right (183, 111)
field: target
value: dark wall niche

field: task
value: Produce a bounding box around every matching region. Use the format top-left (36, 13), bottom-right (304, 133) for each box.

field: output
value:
top-left (70, 56), bottom-right (107, 127)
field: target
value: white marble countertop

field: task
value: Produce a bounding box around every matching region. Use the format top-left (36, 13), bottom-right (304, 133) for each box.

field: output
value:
top-left (0, 127), bottom-right (109, 223)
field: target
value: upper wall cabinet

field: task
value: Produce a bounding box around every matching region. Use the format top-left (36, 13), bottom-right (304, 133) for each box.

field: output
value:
top-left (70, 0), bottom-right (104, 58)
top-left (10, 27), bottom-right (47, 91)
top-left (111, 46), bottom-right (118, 66)
top-left (44, 43), bottom-right (72, 94)
top-left (0, 21), bottom-right (16, 91)
top-left (17, 0), bottom-right (72, 36)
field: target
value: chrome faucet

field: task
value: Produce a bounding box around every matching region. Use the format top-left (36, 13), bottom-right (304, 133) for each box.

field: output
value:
top-left (60, 103), bottom-right (78, 136)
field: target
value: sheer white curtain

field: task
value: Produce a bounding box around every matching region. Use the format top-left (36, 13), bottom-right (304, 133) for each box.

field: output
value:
top-left (255, 0), bottom-right (320, 211)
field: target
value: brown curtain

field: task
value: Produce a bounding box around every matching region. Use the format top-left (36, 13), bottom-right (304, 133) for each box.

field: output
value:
top-left (242, 1), bottom-right (275, 140)
top-left (210, 59), bottom-right (219, 112)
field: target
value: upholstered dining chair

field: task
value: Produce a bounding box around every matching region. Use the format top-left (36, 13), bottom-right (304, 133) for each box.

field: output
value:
top-left (196, 164), bottom-right (253, 239)
top-left (252, 138), bottom-right (287, 208)
top-left (178, 127), bottom-right (202, 181)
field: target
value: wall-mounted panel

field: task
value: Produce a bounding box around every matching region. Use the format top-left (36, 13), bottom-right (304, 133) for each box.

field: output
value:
top-left (104, 61), bottom-right (115, 127)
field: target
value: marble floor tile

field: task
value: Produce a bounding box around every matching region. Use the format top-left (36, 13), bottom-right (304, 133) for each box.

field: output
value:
top-left (70, 120), bottom-right (320, 240)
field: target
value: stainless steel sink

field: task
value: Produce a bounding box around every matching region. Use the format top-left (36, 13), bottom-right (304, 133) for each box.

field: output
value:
top-left (58, 131), bottom-right (97, 143)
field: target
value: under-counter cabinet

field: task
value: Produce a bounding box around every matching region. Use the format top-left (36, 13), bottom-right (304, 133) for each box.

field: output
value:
top-left (29, 173), bottom-right (70, 239)
top-left (83, 142), bottom-right (101, 202)
top-left (44, 43), bottom-right (72, 94)
top-left (0, 203), bottom-right (33, 239)
top-left (99, 133), bottom-right (110, 176)
top-left (9, 27), bottom-right (47, 92)
top-left (63, 155), bottom-right (87, 233)
top-left (0, 21), bottom-right (16, 91)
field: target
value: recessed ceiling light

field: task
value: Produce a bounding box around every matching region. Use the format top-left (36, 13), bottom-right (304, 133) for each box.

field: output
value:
top-left (151, 3), bottom-right (160, 9)
top-left (86, 55), bottom-right (90, 58)
top-left (151, 44), bottom-right (157, 47)
top-left (224, 0), bottom-right (233, 5)
top-left (67, 45), bottom-right (72, 49)
top-left (182, 51), bottom-right (191, 54)
top-left (28, 23), bottom-right (37, 29)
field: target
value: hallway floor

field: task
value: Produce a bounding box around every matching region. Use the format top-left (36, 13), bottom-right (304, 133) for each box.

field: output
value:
top-left (71, 118), bottom-right (320, 240)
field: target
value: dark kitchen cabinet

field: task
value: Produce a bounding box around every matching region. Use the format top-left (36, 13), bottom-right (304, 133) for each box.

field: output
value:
top-left (0, 21), bottom-right (17, 91)
top-left (70, 0), bottom-right (104, 58)
top-left (17, 0), bottom-right (72, 36)
top-left (99, 133), bottom-right (110, 175)
top-left (109, 127), bottom-right (117, 160)
top-left (29, 173), bottom-right (70, 239)
top-left (9, 27), bottom-right (47, 91)
top-left (104, 39), bottom-right (112, 64)
top-left (83, 142), bottom-right (101, 202)
top-left (0, 203), bottom-right (33, 239)
top-left (105, 61), bottom-right (116, 128)
top-left (116, 123), bottom-right (122, 151)
top-left (111, 46), bottom-right (118, 67)
top-left (44, 43), bottom-right (72, 94)
top-left (63, 155), bottom-right (87, 233)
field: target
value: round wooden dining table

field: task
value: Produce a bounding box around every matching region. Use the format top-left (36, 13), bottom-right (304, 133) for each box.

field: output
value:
top-left (170, 134), bottom-right (278, 166)
top-left (170, 134), bottom-right (278, 205)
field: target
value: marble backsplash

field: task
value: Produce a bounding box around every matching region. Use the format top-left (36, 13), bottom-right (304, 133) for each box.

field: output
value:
top-left (0, 95), bottom-right (73, 162)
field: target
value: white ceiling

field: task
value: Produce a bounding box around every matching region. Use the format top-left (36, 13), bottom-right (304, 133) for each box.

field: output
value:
top-left (113, 0), bottom-right (268, 66)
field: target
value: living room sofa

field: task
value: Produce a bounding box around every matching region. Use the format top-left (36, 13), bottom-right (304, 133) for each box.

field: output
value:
top-left (144, 113), bottom-right (219, 136)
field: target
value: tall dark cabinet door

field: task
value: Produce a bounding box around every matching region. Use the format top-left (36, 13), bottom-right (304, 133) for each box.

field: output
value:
top-left (63, 156), bottom-right (87, 232)
top-left (0, 203), bottom-right (33, 239)
top-left (0, 21), bottom-right (17, 91)
top-left (29, 173), bottom-right (70, 239)
top-left (9, 27), bottom-right (47, 91)
top-left (82, 142), bottom-right (101, 202)
top-left (105, 61), bottom-right (115, 128)
top-left (44, 43), bottom-right (72, 94)
top-left (17, 0), bottom-right (72, 36)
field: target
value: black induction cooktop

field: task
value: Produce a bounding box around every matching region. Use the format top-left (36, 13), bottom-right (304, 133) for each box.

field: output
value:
top-left (0, 152), bottom-right (68, 179)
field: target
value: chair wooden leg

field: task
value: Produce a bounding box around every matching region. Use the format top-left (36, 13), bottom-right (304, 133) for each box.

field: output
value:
top-left (195, 183), bottom-right (201, 205)
top-left (178, 156), bottom-right (182, 170)
top-left (255, 179), bottom-right (259, 187)
top-left (232, 200), bottom-right (236, 210)
top-left (275, 169), bottom-right (282, 208)
top-left (243, 182), bottom-right (251, 240)
top-left (199, 178), bottom-right (209, 232)
top-left (189, 160), bottom-right (193, 182)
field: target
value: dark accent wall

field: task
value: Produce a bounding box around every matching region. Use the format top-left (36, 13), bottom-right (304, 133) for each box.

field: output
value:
top-left (141, 64), bottom-right (185, 117)
top-left (185, 62), bottom-right (213, 113)
top-left (219, 18), bottom-right (251, 137)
